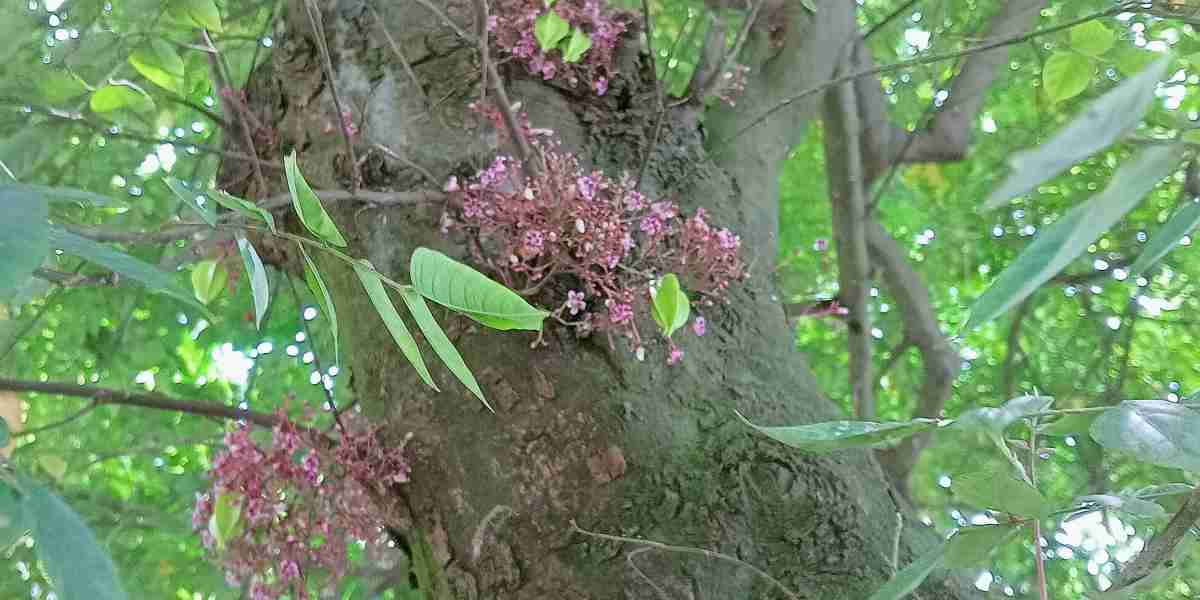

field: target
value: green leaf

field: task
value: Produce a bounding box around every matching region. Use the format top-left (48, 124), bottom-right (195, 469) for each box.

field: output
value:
top-left (953, 468), bottom-right (1051, 517)
top-left (0, 184), bottom-right (122, 207)
top-left (0, 414), bottom-right (8, 448)
top-left (956, 394), bottom-right (1053, 435)
top-left (285, 152), bottom-right (347, 247)
top-left (735, 412), bottom-right (939, 452)
top-left (29, 485), bottom-right (127, 600)
top-left (48, 228), bottom-right (203, 311)
top-left (1129, 199), bottom-right (1200, 276)
top-left (534, 10), bottom-right (570, 52)
top-left (985, 55), bottom-right (1170, 209)
top-left (208, 491), bottom-right (242, 551)
top-left (399, 288), bottom-right (489, 411)
top-left (1069, 21), bottom-right (1115, 57)
top-left (0, 483), bottom-right (31, 549)
top-left (38, 69), bottom-right (87, 104)
top-left (1133, 483), bottom-right (1194, 499)
top-left (190, 260), bottom-right (227, 305)
top-left (174, 0), bottom-right (223, 31)
top-left (651, 273), bottom-right (690, 338)
top-left (128, 39), bottom-right (185, 93)
top-left (206, 189), bottom-right (276, 233)
top-left (164, 177), bottom-right (217, 226)
top-left (561, 27), bottom-right (592, 63)
top-left (1090, 400), bottom-right (1200, 472)
top-left (867, 543), bottom-right (945, 600)
top-left (1038, 412), bottom-right (1100, 436)
top-left (1042, 51), bottom-right (1093, 103)
top-left (0, 188), bottom-right (49, 296)
top-left (1076, 494), bottom-right (1167, 519)
top-left (409, 247), bottom-right (549, 332)
top-left (236, 236), bottom-right (269, 330)
top-left (943, 524), bottom-right (1024, 569)
top-left (352, 260), bottom-right (438, 392)
top-left (1115, 48), bottom-right (1158, 77)
top-left (89, 82), bottom-right (154, 114)
top-left (966, 144), bottom-right (1181, 330)
top-left (298, 244), bottom-right (338, 365)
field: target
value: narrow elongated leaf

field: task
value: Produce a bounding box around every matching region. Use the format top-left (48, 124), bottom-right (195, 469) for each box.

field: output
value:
top-left (944, 524), bottom-right (1024, 569)
top-left (956, 395), bottom-right (1053, 435)
top-left (966, 144), bottom-right (1182, 330)
top-left (352, 260), bottom-right (437, 391)
top-left (867, 543), bottom-right (945, 600)
top-left (29, 485), bottom-right (127, 600)
top-left (984, 55), bottom-right (1170, 208)
top-left (298, 244), bottom-right (338, 365)
top-left (48, 228), bottom-right (202, 311)
top-left (0, 184), bottom-right (120, 207)
top-left (1133, 483), bottom-right (1195, 499)
top-left (236, 236), bottom-right (269, 330)
top-left (285, 152), bottom-right (347, 247)
top-left (399, 288), bottom-right (489, 411)
top-left (735, 412), bottom-right (938, 452)
top-left (1090, 400), bottom-right (1200, 472)
top-left (954, 468), bottom-right (1051, 517)
top-left (164, 177), bottom-right (216, 226)
top-left (1076, 494), bottom-right (1166, 519)
top-left (1038, 412), bottom-right (1100, 436)
top-left (1129, 199), bottom-right (1200, 275)
top-left (1042, 51), bottom-right (1093, 103)
top-left (128, 39), bottom-right (185, 92)
top-left (0, 416), bottom-right (8, 448)
top-left (209, 491), bottom-right (242, 550)
top-left (409, 247), bottom-right (548, 332)
top-left (0, 188), bottom-right (49, 295)
top-left (207, 189), bottom-right (276, 233)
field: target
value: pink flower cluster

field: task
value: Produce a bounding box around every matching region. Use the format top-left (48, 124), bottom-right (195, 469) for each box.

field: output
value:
top-left (192, 414), bottom-right (410, 599)
top-left (446, 134), bottom-right (744, 360)
top-left (489, 0), bottom-right (632, 95)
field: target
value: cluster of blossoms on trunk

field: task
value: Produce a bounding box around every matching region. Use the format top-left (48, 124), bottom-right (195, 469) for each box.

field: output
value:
top-left (444, 107), bottom-right (744, 363)
top-left (191, 413), bottom-right (410, 599)
top-left (489, 0), bottom-right (631, 95)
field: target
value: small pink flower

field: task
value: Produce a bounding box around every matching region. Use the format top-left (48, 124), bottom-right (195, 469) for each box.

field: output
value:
top-left (668, 346), bottom-right (684, 365)
top-left (595, 77), bottom-right (609, 96)
top-left (609, 302), bottom-right (633, 324)
top-left (813, 238), bottom-right (828, 252)
top-left (566, 290), bottom-right (586, 315)
top-left (692, 316), bottom-right (706, 337)
top-left (280, 560), bottom-right (301, 582)
top-left (444, 176), bottom-right (460, 192)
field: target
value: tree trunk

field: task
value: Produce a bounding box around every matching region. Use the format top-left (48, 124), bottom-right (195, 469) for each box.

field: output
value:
top-left (236, 1), bottom-right (975, 597)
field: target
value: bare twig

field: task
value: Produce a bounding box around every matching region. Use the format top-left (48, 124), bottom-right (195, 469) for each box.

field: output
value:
top-left (570, 520), bottom-right (802, 600)
top-left (19, 401), bottom-right (98, 436)
top-left (204, 29), bottom-right (269, 197)
top-left (373, 143), bottom-right (439, 186)
top-left (368, 2), bottom-right (427, 104)
top-left (0, 378), bottom-right (281, 428)
top-left (304, 0), bottom-right (361, 191)
top-left (636, 0), bottom-right (666, 191)
top-left (1027, 423), bottom-right (1049, 600)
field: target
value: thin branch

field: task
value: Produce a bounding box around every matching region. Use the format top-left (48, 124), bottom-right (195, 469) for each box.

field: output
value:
top-left (368, 2), bottom-right (427, 104)
top-left (19, 401), bottom-right (98, 436)
top-left (0, 378), bottom-right (281, 428)
top-left (285, 274), bottom-right (345, 432)
top-left (1000, 296), bottom-right (1036, 400)
top-left (570, 520), bottom-right (801, 600)
top-left (1108, 484), bottom-right (1200, 593)
top-left (636, 0), bottom-right (666, 191)
top-left (864, 0), bottom-right (921, 40)
top-left (697, 0), bottom-right (764, 103)
top-left (204, 29), bottom-right (268, 196)
top-left (1028, 423), bottom-right (1049, 600)
top-left (373, 143), bottom-right (439, 186)
top-left (304, 0), bottom-right (361, 191)
top-left (33, 268), bottom-right (116, 288)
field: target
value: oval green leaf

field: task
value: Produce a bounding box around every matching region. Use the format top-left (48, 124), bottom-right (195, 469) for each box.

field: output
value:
top-left (1043, 51), bottom-right (1093, 103)
top-left (207, 189), bottom-right (276, 233)
top-left (534, 10), bottom-right (570, 52)
top-left (867, 543), bottom-right (945, 600)
top-left (129, 39), bottom-right (185, 93)
top-left (562, 27), bottom-right (592, 63)
top-left (209, 491), bottom-right (243, 550)
top-left (164, 177), bottom-right (217, 226)
top-left (944, 524), bottom-right (1024, 569)
top-left (409, 247), bottom-right (549, 332)
top-left (735, 411), bottom-right (939, 452)
top-left (89, 82), bottom-right (154, 114)
top-left (953, 468), bottom-right (1051, 517)
top-left (285, 152), bottom-right (347, 247)
top-left (1090, 400), bottom-right (1200, 472)
top-left (29, 485), bottom-right (128, 600)
top-left (651, 273), bottom-right (690, 338)
top-left (1070, 21), bottom-right (1115, 57)
top-left (956, 394), bottom-right (1053, 435)
top-left (966, 144), bottom-right (1182, 331)
top-left (0, 188), bottom-right (49, 297)
top-left (190, 259), bottom-right (227, 305)
top-left (175, 0), bottom-right (222, 31)
top-left (353, 260), bottom-right (438, 392)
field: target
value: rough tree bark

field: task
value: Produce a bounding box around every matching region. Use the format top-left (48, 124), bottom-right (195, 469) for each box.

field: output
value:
top-left (229, 1), bottom-right (978, 598)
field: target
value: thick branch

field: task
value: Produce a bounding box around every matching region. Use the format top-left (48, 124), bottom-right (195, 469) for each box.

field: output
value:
top-left (1108, 485), bottom-right (1200, 593)
top-left (0, 378), bottom-right (280, 429)
top-left (857, 0), bottom-right (1049, 179)
top-left (866, 221), bottom-right (959, 481)
top-left (823, 49), bottom-right (875, 420)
